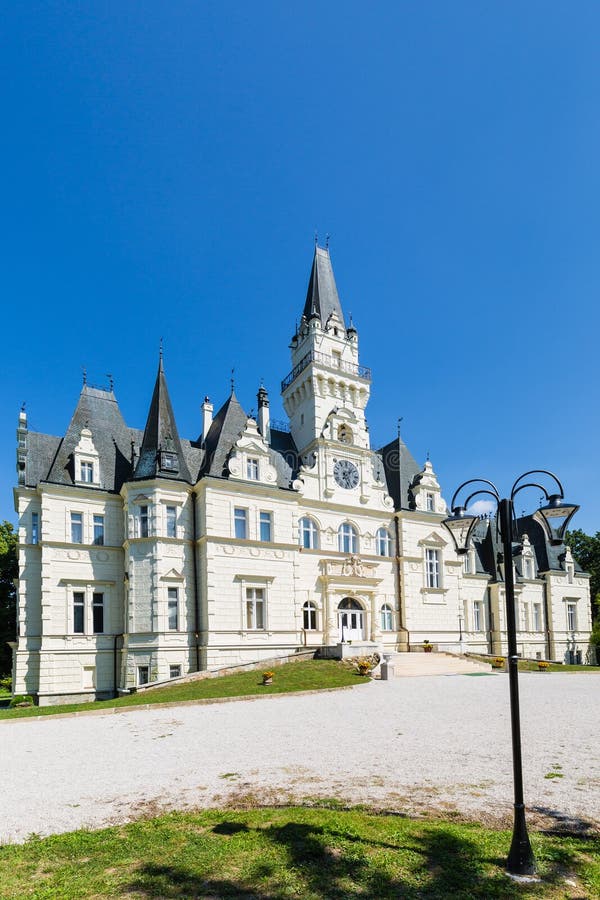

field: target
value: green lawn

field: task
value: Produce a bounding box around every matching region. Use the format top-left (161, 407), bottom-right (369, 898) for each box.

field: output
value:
top-left (0, 806), bottom-right (597, 899)
top-left (471, 656), bottom-right (600, 674)
top-left (0, 659), bottom-right (365, 721)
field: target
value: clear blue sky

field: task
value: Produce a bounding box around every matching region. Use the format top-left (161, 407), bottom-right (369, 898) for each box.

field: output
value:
top-left (1, 2), bottom-right (598, 532)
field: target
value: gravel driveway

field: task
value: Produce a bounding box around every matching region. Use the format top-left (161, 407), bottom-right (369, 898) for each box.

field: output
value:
top-left (1, 673), bottom-right (598, 844)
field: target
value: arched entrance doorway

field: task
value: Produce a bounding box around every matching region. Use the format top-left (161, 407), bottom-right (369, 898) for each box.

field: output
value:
top-left (338, 597), bottom-right (365, 642)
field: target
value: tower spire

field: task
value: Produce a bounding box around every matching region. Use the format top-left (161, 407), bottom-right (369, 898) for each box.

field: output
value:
top-left (302, 244), bottom-right (345, 327)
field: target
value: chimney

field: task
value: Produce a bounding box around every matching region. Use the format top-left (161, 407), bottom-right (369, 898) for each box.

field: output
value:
top-left (201, 396), bottom-right (213, 442)
top-left (17, 406), bottom-right (28, 485)
top-left (257, 385), bottom-right (270, 442)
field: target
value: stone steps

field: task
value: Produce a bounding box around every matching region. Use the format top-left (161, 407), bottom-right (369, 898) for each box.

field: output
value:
top-left (384, 652), bottom-right (493, 677)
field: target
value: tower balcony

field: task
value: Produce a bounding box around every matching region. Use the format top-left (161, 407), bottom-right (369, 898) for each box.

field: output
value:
top-left (281, 350), bottom-right (372, 392)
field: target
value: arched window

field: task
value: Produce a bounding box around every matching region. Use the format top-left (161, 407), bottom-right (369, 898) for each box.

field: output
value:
top-left (299, 517), bottom-right (319, 550)
top-left (338, 424), bottom-right (353, 444)
top-left (376, 527), bottom-right (392, 557)
top-left (338, 522), bottom-right (358, 554)
top-left (380, 604), bottom-right (393, 631)
top-left (303, 601), bottom-right (317, 630)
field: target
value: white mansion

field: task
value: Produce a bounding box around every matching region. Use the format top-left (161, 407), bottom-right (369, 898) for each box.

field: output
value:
top-left (12, 247), bottom-right (593, 703)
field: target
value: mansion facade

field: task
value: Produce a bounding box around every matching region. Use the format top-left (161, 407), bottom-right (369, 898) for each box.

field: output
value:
top-left (12, 247), bottom-right (593, 704)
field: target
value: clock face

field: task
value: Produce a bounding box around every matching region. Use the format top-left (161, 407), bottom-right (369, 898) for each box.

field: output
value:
top-left (334, 459), bottom-right (360, 489)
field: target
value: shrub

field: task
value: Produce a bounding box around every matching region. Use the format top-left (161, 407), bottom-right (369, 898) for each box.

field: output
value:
top-left (0, 676), bottom-right (12, 692)
top-left (8, 694), bottom-right (34, 708)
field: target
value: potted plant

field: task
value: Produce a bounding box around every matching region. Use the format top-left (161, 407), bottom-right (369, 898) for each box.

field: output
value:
top-left (423, 640), bottom-right (433, 653)
top-left (356, 658), bottom-right (372, 676)
top-left (262, 671), bottom-right (274, 685)
top-left (492, 657), bottom-right (505, 669)
top-left (537, 660), bottom-right (550, 671)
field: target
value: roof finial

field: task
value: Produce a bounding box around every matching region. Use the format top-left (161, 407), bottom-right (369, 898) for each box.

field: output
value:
top-left (82, 366), bottom-right (87, 386)
top-left (106, 373), bottom-right (114, 392)
top-left (397, 416), bottom-right (403, 440)
top-left (426, 449), bottom-right (430, 462)
top-left (230, 367), bottom-right (235, 394)
top-left (159, 337), bottom-right (164, 367)
top-left (21, 401), bottom-right (26, 412)
top-left (314, 230), bottom-right (318, 247)
top-left (325, 233), bottom-right (330, 249)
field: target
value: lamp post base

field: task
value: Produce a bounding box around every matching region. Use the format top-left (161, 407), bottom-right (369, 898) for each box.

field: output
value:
top-left (506, 803), bottom-right (536, 876)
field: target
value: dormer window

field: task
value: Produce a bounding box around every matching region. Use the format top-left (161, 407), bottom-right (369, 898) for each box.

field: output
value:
top-left (159, 451), bottom-right (178, 473)
top-left (426, 493), bottom-right (435, 512)
top-left (80, 461), bottom-right (94, 483)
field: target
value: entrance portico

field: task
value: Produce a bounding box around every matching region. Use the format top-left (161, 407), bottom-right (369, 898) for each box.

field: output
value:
top-left (338, 597), bottom-right (365, 642)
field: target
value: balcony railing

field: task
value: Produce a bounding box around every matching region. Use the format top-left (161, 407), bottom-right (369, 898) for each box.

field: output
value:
top-left (281, 350), bottom-right (371, 391)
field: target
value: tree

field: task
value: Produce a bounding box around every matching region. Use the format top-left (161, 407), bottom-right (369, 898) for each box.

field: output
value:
top-left (0, 521), bottom-right (18, 678)
top-left (565, 529), bottom-right (600, 649)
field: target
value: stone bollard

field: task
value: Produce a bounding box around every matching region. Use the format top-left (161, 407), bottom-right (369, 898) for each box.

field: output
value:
top-left (380, 661), bottom-right (393, 680)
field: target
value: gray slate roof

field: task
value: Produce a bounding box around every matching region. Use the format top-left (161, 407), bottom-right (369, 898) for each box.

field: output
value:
top-left (377, 437), bottom-right (422, 511)
top-left (201, 392), bottom-right (249, 478)
top-left (133, 358), bottom-right (192, 483)
top-left (302, 246), bottom-right (346, 328)
top-left (44, 387), bottom-right (136, 493)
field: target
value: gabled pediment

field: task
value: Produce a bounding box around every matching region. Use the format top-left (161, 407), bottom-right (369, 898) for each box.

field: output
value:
top-left (161, 568), bottom-right (184, 581)
top-left (418, 531), bottom-right (447, 547)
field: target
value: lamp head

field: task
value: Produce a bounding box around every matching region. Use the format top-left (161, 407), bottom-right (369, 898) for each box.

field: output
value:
top-left (442, 506), bottom-right (479, 555)
top-left (533, 494), bottom-right (579, 546)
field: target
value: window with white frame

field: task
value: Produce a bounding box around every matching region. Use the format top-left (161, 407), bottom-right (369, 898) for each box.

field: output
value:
top-left (425, 548), bottom-right (441, 588)
top-left (169, 664), bottom-right (181, 679)
top-left (259, 511), bottom-right (272, 542)
top-left (31, 511), bottom-right (39, 545)
top-left (376, 527), bottom-right (392, 557)
top-left (167, 587), bottom-right (179, 631)
top-left (140, 505), bottom-right (149, 538)
top-left (338, 522), bottom-right (358, 554)
top-left (523, 557), bottom-right (533, 579)
top-left (566, 563), bottom-right (574, 585)
top-left (299, 517), bottom-right (319, 549)
top-left (247, 458), bottom-right (259, 480)
top-left (303, 601), bottom-right (317, 630)
top-left (473, 601), bottom-right (484, 632)
top-left (245, 587), bottom-right (265, 629)
top-left (71, 512), bottom-right (83, 544)
top-left (93, 514), bottom-right (104, 546)
top-left (137, 666), bottom-right (149, 686)
top-left (463, 552), bottom-right (473, 574)
top-left (567, 602), bottom-right (577, 632)
top-left (426, 492), bottom-right (435, 512)
top-left (80, 461), bottom-right (94, 483)
top-left (166, 505), bottom-right (177, 538)
top-left (73, 591), bottom-right (85, 633)
top-left (234, 507), bottom-right (248, 539)
top-left (92, 592), bottom-right (104, 633)
top-left (380, 603), bottom-right (393, 631)
top-left (533, 603), bottom-right (542, 632)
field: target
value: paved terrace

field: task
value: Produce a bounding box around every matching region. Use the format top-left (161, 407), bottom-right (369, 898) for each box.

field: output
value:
top-left (1, 672), bottom-right (598, 843)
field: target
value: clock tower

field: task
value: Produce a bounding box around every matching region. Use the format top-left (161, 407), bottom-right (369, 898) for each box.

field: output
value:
top-left (281, 245), bottom-right (372, 457)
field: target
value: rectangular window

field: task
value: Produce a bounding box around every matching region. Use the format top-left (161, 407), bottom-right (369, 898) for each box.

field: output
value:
top-left (533, 603), bottom-right (542, 632)
top-left (169, 664), bottom-right (182, 679)
top-left (567, 602), bottom-right (577, 632)
top-left (463, 553), bottom-right (472, 575)
top-left (245, 587), bottom-right (265, 629)
top-left (73, 591), bottom-right (84, 633)
top-left (259, 511), bottom-right (272, 542)
top-left (71, 512), bottom-right (83, 544)
top-left (137, 666), bottom-right (149, 686)
top-left (31, 511), bottom-right (39, 545)
top-left (247, 458), bottom-right (259, 480)
top-left (168, 587), bottom-right (179, 630)
top-left (425, 548), bottom-right (440, 588)
top-left (92, 592), bottom-right (104, 633)
top-left (93, 514), bottom-right (104, 545)
top-left (426, 493), bottom-right (435, 512)
top-left (473, 601), bottom-right (483, 632)
top-left (140, 505), bottom-right (149, 538)
top-left (80, 461), bottom-right (94, 483)
top-left (166, 506), bottom-right (177, 538)
top-left (567, 564), bottom-right (574, 585)
top-left (234, 508), bottom-right (248, 539)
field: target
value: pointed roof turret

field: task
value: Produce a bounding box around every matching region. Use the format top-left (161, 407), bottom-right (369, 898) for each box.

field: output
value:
top-left (302, 246), bottom-right (346, 327)
top-left (201, 391), bottom-right (249, 477)
top-left (134, 355), bottom-right (191, 482)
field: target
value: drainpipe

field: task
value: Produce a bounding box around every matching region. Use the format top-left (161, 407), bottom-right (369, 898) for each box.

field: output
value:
top-left (394, 515), bottom-right (408, 649)
top-left (191, 491), bottom-right (201, 672)
top-left (486, 586), bottom-right (494, 654)
top-left (542, 575), bottom-right (552, 661)
top-left (113, 633), bottom-right (123, 698)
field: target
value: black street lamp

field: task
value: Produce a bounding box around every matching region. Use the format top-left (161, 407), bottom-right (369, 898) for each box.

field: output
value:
top-left (443, 470), bottom-right (579, 877)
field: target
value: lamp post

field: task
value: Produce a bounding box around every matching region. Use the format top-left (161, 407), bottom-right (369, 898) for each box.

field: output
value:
top-left (443, 470), bottom-right (579, 877)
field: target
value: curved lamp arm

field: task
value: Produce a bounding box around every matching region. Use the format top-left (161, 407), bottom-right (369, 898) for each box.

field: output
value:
top-left (450, 478), bottom-right (500, 512)
top-left (511, 469), bottom-right (564, 503)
